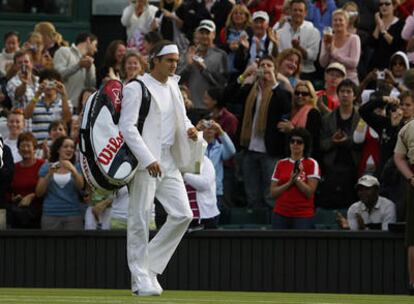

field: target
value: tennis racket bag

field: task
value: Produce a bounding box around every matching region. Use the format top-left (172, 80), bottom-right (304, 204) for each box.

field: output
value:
top-left (79, 79), bottom-right (151, 193)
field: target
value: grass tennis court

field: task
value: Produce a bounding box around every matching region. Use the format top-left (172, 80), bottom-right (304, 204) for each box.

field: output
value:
top-left (0, 288), bottom-right (412, 304)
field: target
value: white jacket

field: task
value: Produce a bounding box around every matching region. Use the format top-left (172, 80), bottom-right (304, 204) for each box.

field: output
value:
top-left (119, 73), bottom-right (194, 170)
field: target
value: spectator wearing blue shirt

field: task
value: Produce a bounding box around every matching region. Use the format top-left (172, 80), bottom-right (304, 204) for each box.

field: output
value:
top-left (306, 0), bottom-right (337, 34)
top-left (35, 136), bottom-right (84, 230)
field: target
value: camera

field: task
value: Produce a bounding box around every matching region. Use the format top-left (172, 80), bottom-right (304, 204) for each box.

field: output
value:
top-left (192, 55), bottom-right (204, 64)
top-left (256, 68), bottom-right (264, 79)
top-left (202, 119), bottom-right (213, 129)
top-left (45, 80), bottom-right (56, 89)
top-left (50, 161), bottom-right (60, 169)
top-left (21, 65), bottom-right (27, 74)
top-left (376, 70), bottom-right (385, 80)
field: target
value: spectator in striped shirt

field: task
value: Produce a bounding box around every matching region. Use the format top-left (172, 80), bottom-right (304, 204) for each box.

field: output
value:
top-left (23, 69), bottom-right (72, 143)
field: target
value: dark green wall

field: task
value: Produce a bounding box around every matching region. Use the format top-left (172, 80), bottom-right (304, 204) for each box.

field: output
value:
top-left (0, 1), bottom-right (91, 49)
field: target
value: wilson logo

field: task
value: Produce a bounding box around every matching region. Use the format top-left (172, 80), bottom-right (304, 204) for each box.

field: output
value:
top-left (97, 132), bottom-right (124, 165)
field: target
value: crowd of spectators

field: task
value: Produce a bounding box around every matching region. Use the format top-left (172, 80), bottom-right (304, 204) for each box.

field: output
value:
top-left (1, 0), bottom-right (414, 235)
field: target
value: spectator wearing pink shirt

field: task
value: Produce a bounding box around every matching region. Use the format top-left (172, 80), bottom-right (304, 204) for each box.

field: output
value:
top-left (319, 9), bottom-right (361, 85)
top-left (402, 11), bottom-right (414, 65)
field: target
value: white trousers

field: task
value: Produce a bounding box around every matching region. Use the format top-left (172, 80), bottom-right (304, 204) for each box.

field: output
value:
top-left (127, 147), bottom-right (193, 291)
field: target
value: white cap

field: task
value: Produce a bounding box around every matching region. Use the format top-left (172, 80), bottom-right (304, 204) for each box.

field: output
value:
top-left (252, 11), bottom-right (269, 23)
top-left (196, 19), bottom-right (216, 32)
top-left (356, 175), bottom-right (380, 188)
top-left (326, 62), bottom-right (347, 77)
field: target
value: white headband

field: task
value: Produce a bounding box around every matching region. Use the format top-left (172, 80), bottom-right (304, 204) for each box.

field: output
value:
top-left (156, 44), bottom-right (179, 57)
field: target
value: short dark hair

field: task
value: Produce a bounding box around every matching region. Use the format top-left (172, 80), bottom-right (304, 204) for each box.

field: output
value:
top-left (144, 31), bottom-right (163, 45)
top-left (4, 31), bottom-right (19, 42)
top-left (38, 68), bottom-right (62, 83)
top-left (288, 128), bottom-right (312, 158)
top-left (337, 79), bottom-right (358, 96)
top-left (13, 50), bottom-right (31, 64)
top-left (207, 87), bottom-right (225, 108)
top-left (290, 0), bottom-right (308, 10)
top-left (75, 32), bottom-right (95, 45)
top-left (17, 132), bottom-right (37, 150)
top-left (49, 136), bottom-right (75, 163)
top-left (148, 40), bottom-right (175, 70)
top-left (48, 119), bottom-right (67, 134)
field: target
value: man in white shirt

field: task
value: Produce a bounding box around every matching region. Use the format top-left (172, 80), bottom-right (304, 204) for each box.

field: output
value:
top-left (53, 32), bottom-right (97, 111)
top-left (119, 40), bottom-right (197, 297)
top-left (276, 0), bottom-right (320, 79)
top-left (338, 175), bottom-right (396, 231)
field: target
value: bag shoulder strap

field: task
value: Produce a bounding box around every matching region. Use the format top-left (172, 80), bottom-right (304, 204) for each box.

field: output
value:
top-left (128, 79), bottom-right (152, 134)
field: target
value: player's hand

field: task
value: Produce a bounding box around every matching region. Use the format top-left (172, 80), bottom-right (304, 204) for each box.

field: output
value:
top-left (187, 127), bottom-right (198, 141)
top-left (147, 161), bottom-right (162, 177)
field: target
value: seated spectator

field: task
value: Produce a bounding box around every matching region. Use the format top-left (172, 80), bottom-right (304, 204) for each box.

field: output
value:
top-left (154, 0), bottom-right (188, 52)
top-left (34, 21), bottom-right (67, 58)
top-left (270, 128), bottom-right (320, 229)
top-left (275, 48), bottom-right (303, 92)
top-left (0, 31), bottom-right (20, 76)
top-left (337, 175), bottom-right (396, 231)
top-left (178, 19), bottom-right (228, 109)
top-left (121, 0), bottom-right (158, 52)
top-left (35, 136), bottom-right (84, 230)
top-left (120, 50), bottom-right (144, 84)
top-left (39, 119), bottom-right (68, 160)
top-left (184, 155), bottom-right (219, 230)
top-left (96, 40), bottom-right (126, 88)
top-left (275, 0), bottom-right (321, 80)
top-left (7, 132), bottom-right (45, 228)
top-left (306, 0), bottom-right (337, 34)
top-left (319, 9), bottom-right (361, 84)
top-left (3, 108), bottom-right (25, 163)
top-left (6, 50), bottom-right (39, 110)
top-left (196, 119), bottom-right (236, 209)
top-left (318, 79), bottom-right (361, 209)
top-left (316, 62), bottom-right (347, 115)
top-left (53, 32), bottom-right (98, 107)
top-left (218, 4), bottom-right (253, 80)
top-left (277, 80), bottom-right (322, 160)
top-left (368, 0), bottom-right (405, 71)
top-left (23, 69), bottom-right (72, 143)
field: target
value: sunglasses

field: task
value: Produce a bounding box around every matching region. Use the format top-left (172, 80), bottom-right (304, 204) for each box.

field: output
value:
top-left (379, 2), bottom-right (392, 6)
top-left (290, 138), bottom-right (304, 145)
top-left (294, 91), bottom-right (310, 97)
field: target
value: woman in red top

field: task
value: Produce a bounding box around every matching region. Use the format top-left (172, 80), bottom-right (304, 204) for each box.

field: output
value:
top-left (8, 132), bottom-right (45, 228)
top-left (270, 128), bottom-right (320, 229)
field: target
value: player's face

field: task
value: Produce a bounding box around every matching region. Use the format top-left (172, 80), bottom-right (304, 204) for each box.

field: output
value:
top-left (156, 53), bottom-right (179, 77)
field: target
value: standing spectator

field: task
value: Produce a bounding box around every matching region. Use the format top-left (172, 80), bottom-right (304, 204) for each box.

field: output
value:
top-left (316, 62), bottom-right (347, 115)
top-left (121, 0), bottom-right (158, 52)
top-left (394, 118), bottom-right (414, 294)
top-left (235, 11), bottom-right (278, 70)
top-left (0, 135), bottom-right (14, 213)
top-left (276, 0), bottom-right (321, 80)
top-left (0, 31), bottom-right (20, 76)
top-left (3, 109), bottom-right (25, 163)
top-left (275, 48), bottom-right (303, 91)
top-left (6, 50), bottom-right (39, 110)
top-left (319, 9), bottom-right (361, 84)
top-left (277, 80), bottom-right (322, 160)
top-left (245, 0), bottom-right (285, 25)
top-left (35, 136), bottom-right (84, 230)
top-left (196, 119), bottom-right (236, 209)
top-left (368, 0), bottom-right (405, 71)
top-left (337, 175), bottom-right (396, 231)
top-left (34, 21), bottom-right (67, 58)
top-left (23, 69), bottom-right (72, 143)
top-left (96, 40), bottom-right (126, 88)
top-left (306, 0), bottom-right (337, 34)
top-left (155, 0), bottom-right (188, 52)
top-left (402, 10), bottom-right (414, 65)
top-left (233, 56), bottom-right (291, 209)
top-left (8, 132), bottom-right (45, 228)
top-left (218, 4), bottom-right (253, 80)
top-left (23, 32), bottom-right (53, 73)
top-left (53, 32), bottom-right (97, 113)
top-left (270, 128), bottom-right (320, 229)
top-left (178, 19), bottom-right (228, 108)
top-left (318, 79), bottom-right (361, 209)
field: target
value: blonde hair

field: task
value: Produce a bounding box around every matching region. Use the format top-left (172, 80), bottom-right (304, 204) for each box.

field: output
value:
top-left (225, 4), bottom-right (252, 29)
top-left (294, 80), bottom-right (317, 108)
top-left (332, 9), bottom-right (350, 23)
top-left (276, 48), bottom-right (302, 77)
